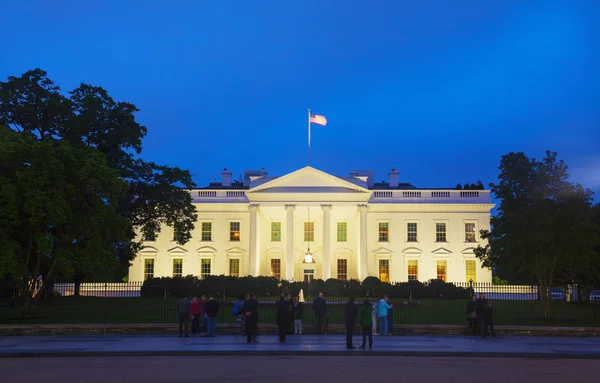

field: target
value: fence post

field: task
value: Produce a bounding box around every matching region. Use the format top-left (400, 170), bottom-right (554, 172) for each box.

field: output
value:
top-left (103, 283), bottom-right (108, 326)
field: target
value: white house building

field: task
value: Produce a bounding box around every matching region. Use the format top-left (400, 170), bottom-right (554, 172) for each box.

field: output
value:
top-left (128, 166), bottom-right (494, 284)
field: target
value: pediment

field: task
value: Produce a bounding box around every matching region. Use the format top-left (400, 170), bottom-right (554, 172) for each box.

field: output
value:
top-left (167, 246), bottom-right (187, 254)
top-left (373, 246), bottom-right (393, 254)
top-left (248, 166), bottom-right (369, 194)
top-left (461, 247), bottom-right (476, 254)
top-left (402, 247), bottom-right (422, 255)
top-left (432, 247), bottom-right (452, 256)
top-left (225, 246), bottom-right (246, 254)
top-left (139, 246), bottom-right (159, 254)
top-left (197, 246), bottom-right (217, 254)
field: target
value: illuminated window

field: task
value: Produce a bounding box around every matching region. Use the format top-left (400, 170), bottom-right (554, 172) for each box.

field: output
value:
top-left (337, 222), bottom-right (347, 242)
top-left (271, 222), bottom-right (281, 242)
top-left (466, 260), bottom-right (477, 283)
top-left (465, 223), bottom-right (476, 243)
top-left (379, 259), bottom-right (390, 282)
top-left (230, 222), bottom-right (240, 241)
top-left (201, 259), bottom-right (211, 279)
top-left (378, 222), bottom-right (389, 242)
top-left (304, 222), bottom-right (314, 242)
top-left (407, 260), bottom-right (418, 281)
top-left (337, 259), bottom-right (348, 280)
top-left (407, 223), bottom-right (417, 242)
top-left (144, 259), bottom-right (154, 280)
top-left (436, 223), bottom-right (447, 242)
top-left (201, 222), bottom-right (212, 241)
top-left (436, 260), bottom-right (447, 282)
top-left (229, 259), bottom-right (240, 277)
top-left (172, 258), bottom-right (183, 278)
top-left (303, 269), bottom-right (314, 283)
top-left (270, 259), bottom-right (281, 280)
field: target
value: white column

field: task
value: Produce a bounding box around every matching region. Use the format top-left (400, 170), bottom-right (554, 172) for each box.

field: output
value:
top-left (321, 204), bottom-right (332, 280)
top-left (249, 204), bottom-right (259, 276)
top-left (358, 204), bottom-right (369, 281)
top-left (285, 204), bottom-right (296, 280)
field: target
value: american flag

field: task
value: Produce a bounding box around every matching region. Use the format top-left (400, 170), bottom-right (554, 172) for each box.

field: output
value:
top-left (309, 113), bottom-right (327, 126)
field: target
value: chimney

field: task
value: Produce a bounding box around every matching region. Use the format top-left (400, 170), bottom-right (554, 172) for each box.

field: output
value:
top-left (221, 168), bottom-right (232, 187)
top-left (388, 167), bottom-right (399, 188)
top-left (349, 170), bottom-right (358, 177)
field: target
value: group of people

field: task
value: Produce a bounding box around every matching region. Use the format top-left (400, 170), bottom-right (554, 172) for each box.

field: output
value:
top-left (176, 295), bottom-right (220, 338)
top-left (466, 292), bottom-right (496, 339)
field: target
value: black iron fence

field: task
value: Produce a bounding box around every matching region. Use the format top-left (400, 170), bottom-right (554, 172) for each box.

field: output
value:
top-left (1, 281), bottom-right (599, 327)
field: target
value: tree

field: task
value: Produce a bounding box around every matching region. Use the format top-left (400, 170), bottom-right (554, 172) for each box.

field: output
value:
top-left (0, 126), bottom-right (129, 315)
top-left (0, 69), bottom-right (197, 303)
top-left (475, 151), bottom-right (600, 317)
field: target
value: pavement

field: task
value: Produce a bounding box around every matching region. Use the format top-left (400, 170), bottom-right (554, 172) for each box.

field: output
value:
top-left (2, 334), bottom-right (600, 359)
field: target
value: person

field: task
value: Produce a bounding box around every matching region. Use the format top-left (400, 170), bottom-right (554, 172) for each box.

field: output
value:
top-left (233, 294), bottom-right (247, 339)
top-left (242, 293), bottom-right (259, 344)
top-left (359, 299), bottom-right (373, 349)
top-left (377, 295), bottom-right (393, 335)
top-left (286, 294), bottom-right (294, 334)
top-left (476, 293), bottom-right (488, 335)
top-left (199, 294), bottom-right (208, 335)
top-left (344, 296), bottom-right (358, 349)
top-left (466, 295), bottom-right (478, 335)
top-left (293, 296), bottom-right (303, 335)
top-left (177, 296), bottom-right (191, 338)
top-left (481, 301), bottom-right (496, 339)
top-left (204, 296), bottom-right (220, 337)
top-left (276, 293), bottom-right (291, 343)
top-left (190, 296), bottom-right (201, 336)
top-left (312, 292), bottom-right (328, 334)
top-left (371, 301), bottom-right (377, 335)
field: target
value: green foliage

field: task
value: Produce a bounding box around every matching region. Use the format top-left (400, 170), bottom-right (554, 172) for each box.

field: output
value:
top-left (475, 151), bottom-right (600, 316)
top-left (492, 276), bottom-right (509, 285)
top-left (0, 68), bottom-right (198, 308)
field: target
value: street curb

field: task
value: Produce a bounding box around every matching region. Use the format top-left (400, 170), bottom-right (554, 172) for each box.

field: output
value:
top-left (1, 350), bottom-right (599, 359)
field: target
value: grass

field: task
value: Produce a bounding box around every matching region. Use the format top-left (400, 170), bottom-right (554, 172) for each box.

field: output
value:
top-left (1, 296), bottom-right (600, 327)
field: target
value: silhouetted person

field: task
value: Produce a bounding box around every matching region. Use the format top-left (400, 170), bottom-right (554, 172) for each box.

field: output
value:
top-left (344, 296), bottom-right (358, 349)
top-left (276, 294), bottom-right (292, 343)
top-left (359, 299), bottom-right (373, 349)
top-left (312, 292), bottom-right (328, 334)
top-left (242, 293), bottom-right (259, 344)
top-left (476, 293), bottom-right (487, 335)
top-left (177, 296), bottom-right (191, 338)
top-left (482, 301), bottom-right (496, 339)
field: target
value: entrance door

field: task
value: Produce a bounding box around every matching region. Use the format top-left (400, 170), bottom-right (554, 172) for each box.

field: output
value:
top-left (303, 269), bottom-right (314, 283)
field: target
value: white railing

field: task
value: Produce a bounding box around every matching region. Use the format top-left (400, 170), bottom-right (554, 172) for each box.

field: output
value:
top-left (370, 189), bottom-right (490, 201)
top-left (193, 190), bottom-right (247, 199)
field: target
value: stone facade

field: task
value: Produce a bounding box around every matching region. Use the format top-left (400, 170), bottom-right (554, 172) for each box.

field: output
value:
top-left (128, 166), bottom-right (494, 283)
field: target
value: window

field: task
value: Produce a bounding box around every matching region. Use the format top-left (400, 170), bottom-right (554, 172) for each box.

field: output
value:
top-left (379, 259), bottom-right (390, 282)
top-left (407, 260), bottom-right (418, 281)
top-left (172, 228), bottom-right (182, 242)
top-left (143, 232), bottom-right (156, 242)
top-left (466, 260), bottom-right (477, 283)
top-left (201, 259), bottom-right (211, 279)
top-left (304, 222), bottom-right (314, 242)
top-left (201, 222), bottom-right (212, 241)
top-left (407, 223), bottom-right (418, 242)
top-left (229, 259), bottom-right (240, 277)
top-left (436, 260), bottom-right (447, 282)
top-left (230, 222), bottom-right (240, 241)
top-left (172, 258), bottom-right (183, 278)
top-left (337, 222), bottom-right (347, 242)
top-left (337, 259), bottom-right (348, 280)
top-left (270, 259), bottom-right (281, 280)
top-left (465, 223), bottom-right (476, 243)
top-left (378, 222), bottom-right (389, 242)
top-left (303, 269), bottom-right (314, 283)
top-left (144, 259), bottom-right (154, 280)
top-left (271, 222), bottom-right (281, 242)
top-left (435, 223), bottom-right (447, 242)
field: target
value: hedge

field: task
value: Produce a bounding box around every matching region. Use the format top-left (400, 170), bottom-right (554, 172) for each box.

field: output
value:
top-left (140, 275), bottom-right (472, 300)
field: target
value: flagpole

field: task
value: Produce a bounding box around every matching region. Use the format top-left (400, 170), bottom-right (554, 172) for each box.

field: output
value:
top-left (307, 108), bottom-right (311, 166)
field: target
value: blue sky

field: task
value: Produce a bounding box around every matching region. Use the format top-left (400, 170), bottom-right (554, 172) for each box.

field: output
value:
top-left (2, 0), bottom-right (599, 196)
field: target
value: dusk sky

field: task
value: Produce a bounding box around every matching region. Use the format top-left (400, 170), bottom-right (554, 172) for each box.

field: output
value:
top-left (2, 1), bottom-right (599, 196)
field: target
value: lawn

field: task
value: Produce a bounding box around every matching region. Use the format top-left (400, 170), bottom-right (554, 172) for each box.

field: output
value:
top-left (1, 296), bottom-right (599, 327)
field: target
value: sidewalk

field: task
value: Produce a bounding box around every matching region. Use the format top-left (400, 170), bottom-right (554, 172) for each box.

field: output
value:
top-left (1, 334), bottom-right (600, 358)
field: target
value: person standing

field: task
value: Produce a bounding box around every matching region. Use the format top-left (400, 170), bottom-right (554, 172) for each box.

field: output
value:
top-left (200, 294), bottom-right (208, 335)
top-left (293, 296), bottom-right (303, 335)
top-left (177, 296), bottom-right (191, 338)
top-left (204, 296), bottom-right (220, 337)
top-left (466, 295), bottom-right (478, 335)
top-left (242, 293), bottom-right (259, 344)
top-left (359, 299), bottom-right (373, 349)
top-left (276, 294), bottom-right (291, 343)
top-left (233, 294), bottom-right (247, 339)
top-left (286, 294), bottom-right (294, 334)
top-left (312, 292), bottom-right (328, 334)
top-left (190, 296), bottom-right (201, 336)
top-left (482, 301), bottom-right (496, 339)
top-left (377, 295), bottom-right (393, 335)
top-left (476, 293), bottom-right (488, 335)
top-left (344, 296), bottom-right (358, 349)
